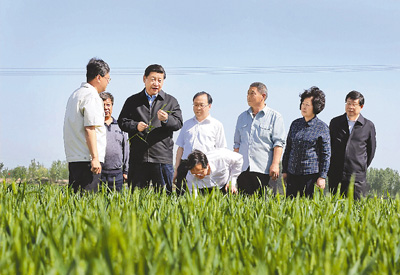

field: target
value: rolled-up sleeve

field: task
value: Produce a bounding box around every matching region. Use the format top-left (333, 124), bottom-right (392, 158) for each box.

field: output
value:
top-left (271, 114), bottom-right (286, 148)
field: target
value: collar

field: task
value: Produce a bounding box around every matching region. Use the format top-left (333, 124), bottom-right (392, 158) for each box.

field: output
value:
top-left (303, 115), bottom-right (318, 126)
top-left (194, 114), bottom-right (212, 123)
top-left (344, 113), bottom-right (364, 125)
top-left (247, 104), bottom-right (268, 116)
top-left (145, 90), bottom-right (157, 100)
top-left (104, 116), bottom-right (118, 126)
top-left (143, 89), bottom-right (166, 100)
top-left (80, 82), bottom-right (98, 94)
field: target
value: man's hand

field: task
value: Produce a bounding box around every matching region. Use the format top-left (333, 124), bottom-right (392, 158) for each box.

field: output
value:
top-left (269, 163), bottom-right (280, 181)
top-left (137, 121), bottom-right (148, 132)
top-left (123, 174), bottom-right (128, 181)
top-left (225, 183), bottom-right (238, 194)
top-left (91, 158), bottom-right (101, 174)
top-left (316, 177), bottom-right (326, 189)
top-left (157, 109), bottom-right (168, 122)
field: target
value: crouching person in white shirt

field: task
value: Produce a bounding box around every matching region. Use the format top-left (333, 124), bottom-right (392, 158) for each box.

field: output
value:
top-left (180, 148), bottom-right (243, 196)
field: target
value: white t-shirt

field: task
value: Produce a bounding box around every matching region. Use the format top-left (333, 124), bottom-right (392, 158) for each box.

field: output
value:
top-left (176, 115), bottom-right (227, 159)
top-left (186, 148), bottom-right (243, 194)
top-left (63, 83), bottom-right (106, 162)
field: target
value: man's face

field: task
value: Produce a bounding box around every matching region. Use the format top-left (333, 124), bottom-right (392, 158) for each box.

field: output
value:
top-left (193, 94), bottom-right (211, 120)
top-left (345, 98), bottom-right (363, 118)
top-left (103, 98), bottom-right (113, 120)
top-left (99, 73), bottom-right (111, 93)
top-left (247, 87), bottom-right (265, 108)
top-left (190, 163), bottom-right (209, 179)
top-left (143, 72), bottom-right (164, 96)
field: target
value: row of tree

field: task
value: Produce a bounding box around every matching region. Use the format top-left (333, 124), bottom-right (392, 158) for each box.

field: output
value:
top-left (1, 160), bottom-right (400, 196)
top-left (0, 159), bottom-right (68, 184)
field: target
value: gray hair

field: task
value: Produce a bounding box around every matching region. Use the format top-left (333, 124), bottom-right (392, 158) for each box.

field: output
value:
top-left (250, 82), bottom-right (268, 100)
top-left (99, 92), bottom-right (114, 104)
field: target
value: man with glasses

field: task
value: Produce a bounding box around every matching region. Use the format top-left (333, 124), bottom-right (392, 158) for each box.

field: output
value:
top-left (63, 57), bottom-right (110, 192)
top-left (328, 91), bottom-right (376, 199)
top-left (173, 92), bottom-right (227, 194)
top-left (118, 64), bottom-right (183, 192)
top-left (183, 148), bottom-right (243, 196)
top-left (234, 82), bottom-right (286, 195)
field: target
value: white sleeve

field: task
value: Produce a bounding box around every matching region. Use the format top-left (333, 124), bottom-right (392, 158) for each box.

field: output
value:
top-left (228, 151), bottom-right (243, 188)
top-left (82, 95), bottom-right (104, 127)
top-left (215, 122), bottom-right (227, 149)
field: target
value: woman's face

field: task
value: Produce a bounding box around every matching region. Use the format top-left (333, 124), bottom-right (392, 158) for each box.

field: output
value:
top-left (301, 97), bottom-right (314, 120)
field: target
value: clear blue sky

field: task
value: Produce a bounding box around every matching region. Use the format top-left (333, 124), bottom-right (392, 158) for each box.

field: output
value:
top-left (1, 0), bottom-right (399, 172)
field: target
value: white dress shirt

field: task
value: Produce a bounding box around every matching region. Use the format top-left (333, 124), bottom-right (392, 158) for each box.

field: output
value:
top-left (186, 148), bottom-right (243, 195)
top-left (176, 115), bottom-right (227, 159)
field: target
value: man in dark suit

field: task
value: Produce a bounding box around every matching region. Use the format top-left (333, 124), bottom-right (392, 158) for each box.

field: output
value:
top-left (328, 91), bottom-right (376, 199)
top-left (118, 64), bottom-right (183, 192)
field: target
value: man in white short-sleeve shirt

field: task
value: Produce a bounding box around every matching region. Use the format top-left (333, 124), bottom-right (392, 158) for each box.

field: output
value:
top-left (63, 57), bottom-right (110, 192)
top-left (174, 92), bottom-right (227, 193)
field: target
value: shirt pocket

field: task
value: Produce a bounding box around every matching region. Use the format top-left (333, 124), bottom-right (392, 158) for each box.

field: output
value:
top-left (259, 124), bottom-right (272, 142)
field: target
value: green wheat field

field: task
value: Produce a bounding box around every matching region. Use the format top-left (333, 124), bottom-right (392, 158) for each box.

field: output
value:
top-left (1, 182), bottom-right (399, 274)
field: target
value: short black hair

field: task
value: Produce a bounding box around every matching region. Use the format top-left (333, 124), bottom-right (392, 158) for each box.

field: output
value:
top-left (86, 58), bottom-right (110, 82)
top-left (346, 90), bottom-right (365, 106)
top-left (185, 150), bottom-right (208, 170)
top-left (299, 86), bottom-right (326, 115)
top-left (144, 64), bottom-right (166, 79)
top-left (99, 92), bottom-right (114, 104)
top-left (193, 91), bottom-right (213, 104)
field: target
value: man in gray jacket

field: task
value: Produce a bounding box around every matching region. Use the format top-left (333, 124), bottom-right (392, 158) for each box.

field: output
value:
top-left (100, 92), bottom-right (129, 191)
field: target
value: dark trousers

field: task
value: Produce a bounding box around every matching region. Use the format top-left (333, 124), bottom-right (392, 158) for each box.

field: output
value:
top-left (161, 163), bottom-right (174, 193)
top-left (329, 177), bottom-right (368, 200)
top-left (128, 162), bottom-right (172, 192)
top-left (237, 168), bottom-right (271, 195)
top-left (175, 162), bottom-right (190, 195)
top-left (286, 173), bottom-right (319, 198)
top-left (198, 185), bottom-right (228, 195)
top-left (100, 170), bottom-right (124, 191)
top-left (68, 162), bottom-right (102, 193)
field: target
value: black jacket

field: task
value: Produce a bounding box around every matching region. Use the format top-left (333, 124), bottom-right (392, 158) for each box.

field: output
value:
top-left (118, 89), bottom-right (183, 165)
top-left (328, 113), bottom-right (376, 182)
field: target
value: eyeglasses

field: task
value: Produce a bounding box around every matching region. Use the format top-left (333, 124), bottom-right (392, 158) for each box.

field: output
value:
top-left (190, 168), bottom-right (208, 177)
top-left (345, 102), bottom-right (360, 107)
top-left (193, 104), bottom-right (209, 109)
top-left (104, 76), bottom-right (111, 83)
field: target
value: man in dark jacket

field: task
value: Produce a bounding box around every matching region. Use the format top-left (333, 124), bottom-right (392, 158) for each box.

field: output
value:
top-left (328, 91), bottom-right (376, 199)
top-left (118, 64), bottom-right (183, 192)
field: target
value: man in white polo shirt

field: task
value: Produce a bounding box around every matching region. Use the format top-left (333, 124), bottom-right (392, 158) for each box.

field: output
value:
top-left (174, 91), bottom-right (227, 194)
top-left (63, 57), bottom-right (110, 192)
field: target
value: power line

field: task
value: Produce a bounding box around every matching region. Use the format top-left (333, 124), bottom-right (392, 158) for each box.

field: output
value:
top-left (0, 65), bottom-right (399, 76)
